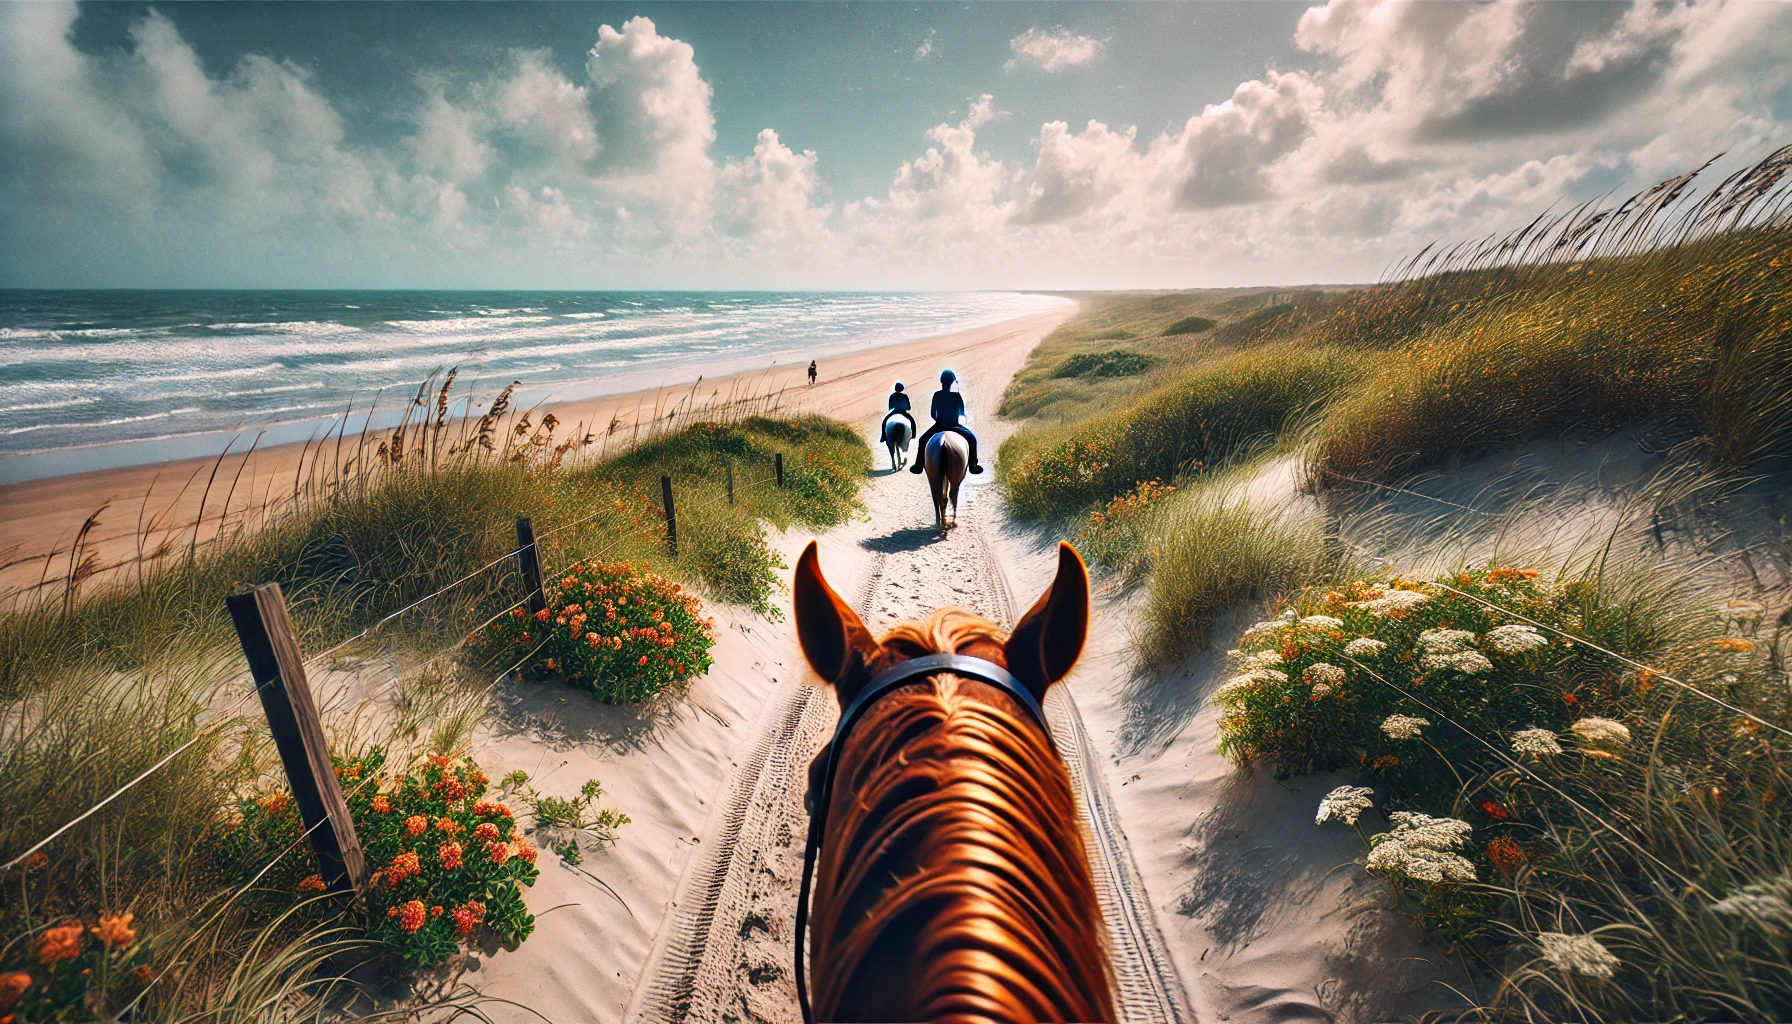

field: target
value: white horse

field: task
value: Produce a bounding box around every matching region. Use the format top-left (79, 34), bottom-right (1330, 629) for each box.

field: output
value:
top-left (884, 417), bottom-right (912, 471)
top-left (923, 431), bottom-right (968, 534)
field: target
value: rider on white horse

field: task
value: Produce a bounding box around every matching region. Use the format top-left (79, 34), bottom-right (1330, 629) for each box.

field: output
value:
top-left (882, 382), bottom-right (916, 446)
top-left (910, 369), bottom-right (983, 475)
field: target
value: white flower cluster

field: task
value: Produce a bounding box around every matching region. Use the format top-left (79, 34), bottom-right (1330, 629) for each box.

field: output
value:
top-left (1711, 872), bottom-right (1792, 936)
top-left (1536, 931), bottom-right (1620, 979)
top-left (1344, 637), bottom-right (1387, 658)
top-left (1381, 714), bottom-right (1429, 740)
top-left (1350, 589), bottom-right (1431, 616)
top-left (1511, 728), bottom-right (1563, 757)
top-left (1242, 620), bottom-right (1289, 641)
top-left (1315, 785), bottom-right (1375, 826)
top-left (1303, 662), bottom-right (1346, 686)
top-left (1485, 623), bottom-right (1549, 655)
top-left (1570, 717), bottom-right (1631, 746)
top-left (1234, 649), bottom-right (1283, 670)
top-left (1364, 812), bottom-right (1477, 883)
top-left (1299, 614), bottom-right (1344, 631)
top-left (1418, 628), bottom-right (1493, 675)
top-left (1215, 666), bottom-right (1288, 703)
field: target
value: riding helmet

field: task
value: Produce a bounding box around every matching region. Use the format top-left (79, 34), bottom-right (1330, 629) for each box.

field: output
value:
top-left (893, 382), bottom-right (904, 392)
top-left (939, 369), bottom-right (957, 385)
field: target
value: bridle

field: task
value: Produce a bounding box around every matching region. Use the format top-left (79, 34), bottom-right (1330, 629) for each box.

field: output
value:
top-left (794, 652), bottom-right (1049, 1024)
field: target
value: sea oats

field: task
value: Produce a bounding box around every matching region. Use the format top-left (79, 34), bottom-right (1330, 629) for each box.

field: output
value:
top-left (1571, 717), bottom-right (1631, 746)
top-left (1712, 872), bottom-right (1792, 935)
top-left (1537, 932), bottom-right (1620, 979)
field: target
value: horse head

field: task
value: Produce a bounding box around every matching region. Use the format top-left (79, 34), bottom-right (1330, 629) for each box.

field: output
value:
top-left (792, 540), bottom-right (1115, 1023)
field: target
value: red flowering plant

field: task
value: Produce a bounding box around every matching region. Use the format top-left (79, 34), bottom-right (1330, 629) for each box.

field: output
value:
top-left (473, 560), bottom-right (716, 703)
top-left (347, 749), bottom-right (537, 967)
top-left (0, 912), bottom-right (151, 1023)
top-left (208, 748), bottom-right (538, 969)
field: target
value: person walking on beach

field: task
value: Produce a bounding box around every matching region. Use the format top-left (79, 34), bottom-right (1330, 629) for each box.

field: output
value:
top-left (882, 382), bottom-right (917, 444)
top-left (910, 369), bottom-right (983, 474)
top-left (808, 360), bottom-right (818, 386)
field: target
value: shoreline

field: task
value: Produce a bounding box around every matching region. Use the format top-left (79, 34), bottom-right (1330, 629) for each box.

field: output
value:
top-left (0, 304), bottom-right (1074, 603)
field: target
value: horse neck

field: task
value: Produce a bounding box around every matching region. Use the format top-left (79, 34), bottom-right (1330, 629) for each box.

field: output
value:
top-left (811, 675), bottom-right (1115, 1023)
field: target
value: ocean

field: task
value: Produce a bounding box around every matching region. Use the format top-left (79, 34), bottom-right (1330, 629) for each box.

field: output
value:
top-left (0, 290), bottom-right (1065, 482)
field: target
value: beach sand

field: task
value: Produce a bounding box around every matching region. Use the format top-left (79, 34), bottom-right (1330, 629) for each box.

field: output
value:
top-left (0, 306), bottom-right (1071, 604)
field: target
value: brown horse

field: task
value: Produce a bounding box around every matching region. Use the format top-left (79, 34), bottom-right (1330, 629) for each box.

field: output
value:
top-left (793, 540), bottom-right (1115, 1023)
top-left (923, 430), bottom-right (968, 534)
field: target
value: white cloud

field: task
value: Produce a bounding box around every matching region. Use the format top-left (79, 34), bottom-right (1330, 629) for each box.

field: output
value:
top-left (3, 0), bottom-right (1790, 289)
top-left (719, 128), bottom-right (832, 245)
top-left (1006, 28), bottom-right (1108, 74)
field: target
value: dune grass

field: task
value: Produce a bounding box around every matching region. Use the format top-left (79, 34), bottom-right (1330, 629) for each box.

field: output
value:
top-left (0, 399), bottom-right (868, 1019)
top-left (1000, 343), bottom-right (1369, 522)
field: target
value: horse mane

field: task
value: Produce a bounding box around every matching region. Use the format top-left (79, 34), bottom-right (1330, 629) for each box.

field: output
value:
top-left (811, 608), bottom-right (1115, 1023)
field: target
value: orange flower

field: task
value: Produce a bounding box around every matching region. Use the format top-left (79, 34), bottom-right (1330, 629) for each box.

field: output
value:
top-left (397, 900), bottom-right (427, 934)
top-left (451, 901), bottom-right (486, 937)
top-left (1715, 636), bottom-right (1757, 653)
top-left (405, 815), bottom-right (428, 838)
top-left (260, 792), bottom-right (290, 816)
top-left (638, 655), bottom-right (649, 666)
top-left (517, 840), bottom-right (538, 864)
top-left (534, 609), bottom-right (551, 622)
top-left (22, 852), bottom-right (48, 872)
top-left (439, 841), bottom-right (464, 870)
top-left (486, 841), bottom-right (511, 866)
top-left (427, 753), bottom-right (452, 769)
top-left (1486, 836), bottom-right (1526, 875)
top-left (1478, 800), bottom-right (1511, 822)
top-left (36, 924), bottom-right (83, 964)
top-left (298, 874), bottom-right (327, 893)
top-left (0, 972), bottom-right (30, 1011)
top-left (133, 964), bottom-right (154, 983)
top-left (372, 795), bottom-right (391, 814)
top-left (474, 822), bottom-right (501, 842)
top-left (92, 913), bottom-right (136, 950)
top-left (435, 817), bottom-right (462, 834)
top-left (386, 850), bottom-right (422, 882)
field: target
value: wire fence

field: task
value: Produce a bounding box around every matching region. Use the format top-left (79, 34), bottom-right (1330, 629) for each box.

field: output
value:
top-left (2, 458), bottom-right (790, 873)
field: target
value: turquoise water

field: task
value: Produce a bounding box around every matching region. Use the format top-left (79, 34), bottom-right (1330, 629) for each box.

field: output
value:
top-left (0, 290), bottom-right (1063, 481)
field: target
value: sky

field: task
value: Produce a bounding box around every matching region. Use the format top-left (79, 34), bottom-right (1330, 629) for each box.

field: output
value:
top-left (2, 0), bottom-right (1790, 291)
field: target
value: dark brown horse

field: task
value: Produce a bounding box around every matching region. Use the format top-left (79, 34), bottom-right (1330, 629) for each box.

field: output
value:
top-left (793, 540), bottom-right (1115, 1023)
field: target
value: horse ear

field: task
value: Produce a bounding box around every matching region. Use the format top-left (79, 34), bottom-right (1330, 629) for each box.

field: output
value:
top-left (793, 541), bottom-right (880, 690)
top-left (1005, 543), bottom-right (1090, 693)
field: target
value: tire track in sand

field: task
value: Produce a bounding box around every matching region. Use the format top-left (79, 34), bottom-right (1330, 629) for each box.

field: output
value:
top-left (627, 470), bottom-right (1191, 1024)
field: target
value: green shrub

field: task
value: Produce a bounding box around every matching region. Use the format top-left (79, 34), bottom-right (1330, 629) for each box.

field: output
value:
top-left (1003, 345), bottom-right (1366, 521)
top-left (1162, 315), bottom-right (1216, 336)
top-left (1073, 479), bottom-right (1177, 575)
top-left (473, 560), bottom-right (716, 703)
top-left (1051, 350), bottom-right (1160, 379)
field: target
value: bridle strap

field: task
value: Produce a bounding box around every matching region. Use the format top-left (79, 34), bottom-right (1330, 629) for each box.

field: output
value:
top-left (795, 653), bottom-right (1047, 1024)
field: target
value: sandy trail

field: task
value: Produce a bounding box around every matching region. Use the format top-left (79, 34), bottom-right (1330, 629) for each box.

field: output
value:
top-left (623, 360), bottom-right (1192, 1024)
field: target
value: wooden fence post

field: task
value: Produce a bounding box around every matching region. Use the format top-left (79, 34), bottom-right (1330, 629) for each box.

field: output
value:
top-left (725, 460), bottom-right (734, 506)
top-left (661, 475), bottom-right (678, 558)
top-left (516, 517), bottom-right (545, 615)
top-left (226, 584), bottom-right (369, 893)
top-left (775, 453), bottom-right (784, 489)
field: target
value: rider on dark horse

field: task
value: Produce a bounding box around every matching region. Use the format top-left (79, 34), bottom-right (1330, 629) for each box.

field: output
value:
top-left (910, 369), bottom-right (983, 475)
top-left (882, 382), bottom-right (917, 445)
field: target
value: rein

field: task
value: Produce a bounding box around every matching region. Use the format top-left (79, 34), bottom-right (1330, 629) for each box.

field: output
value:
top-left (795, 653), bottom-right (1048, 1024)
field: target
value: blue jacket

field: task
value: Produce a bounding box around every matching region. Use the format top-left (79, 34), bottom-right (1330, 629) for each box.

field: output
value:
top-left (930, 389), bottom-right (965, 426)
top-left (888, 391), bottom-right (911, 413)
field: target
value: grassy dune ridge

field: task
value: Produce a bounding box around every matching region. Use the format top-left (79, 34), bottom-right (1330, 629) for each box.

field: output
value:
top-left (0, 406), bottom-right (868, 1019)
top-left (998, 152), bottom-right (1792, 1019)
